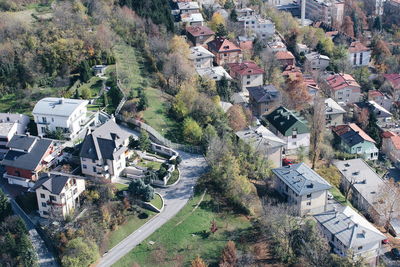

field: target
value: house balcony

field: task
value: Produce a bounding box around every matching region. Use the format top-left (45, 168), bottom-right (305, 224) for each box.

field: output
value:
top-left (96, 164), bottom-right (109, 171)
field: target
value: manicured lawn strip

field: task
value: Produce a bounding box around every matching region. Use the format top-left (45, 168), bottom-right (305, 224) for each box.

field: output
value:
top-left (107, 209), bottom-right (156, 250)
top-left (113, 183), bottom-right (129, 191)
top-left (149, 194), bottom-right (163, 210)
top-left (137, 160), bottom-right (162, 170)
top-left (167, 169), bottom-right (179, 185)
top-left (112, 194), bottom-right (252, 267)
top-left (329, 187), bottom-right (353, 207)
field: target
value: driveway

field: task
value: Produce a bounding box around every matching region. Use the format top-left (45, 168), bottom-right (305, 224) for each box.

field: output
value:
top-left (96, 150), bottom-right (207, 267)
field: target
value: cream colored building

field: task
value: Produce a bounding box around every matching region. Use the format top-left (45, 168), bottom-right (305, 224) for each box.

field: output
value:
top-left (325, 98), bottom-right (346, 127)
top-left (272, 163), bottom-right (331, 216)
top-left (80, 118), bottom-right (131, 181)
top-left (189, 46), bottom-right (214, 70)
top-left (33, 173), bottom-right (85, 220)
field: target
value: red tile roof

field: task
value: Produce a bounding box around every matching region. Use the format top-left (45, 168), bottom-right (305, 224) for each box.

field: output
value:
top-left (382, 131), bottom-right (400, 149)
top-left (383, 74), bottom-right (400, 89)
top-left (186, 26), bottom-right (215, 37)
top-left (282, 65), bottom-right (302, 77)
top-left (238, 40), bottom-right (253, 51)
top-left (348, 41), bottom-right (369, 53)
top-left (368, 90), bottom-right (384, 98)
top-left (326, 73), bottom-right (360, 91)
top-left (275, 51), bottom-right (295, 60)
top-left (382, 131), bottom-right (396, 138)
top-left (227, 61), bottom-right (264, 76)
top-left (333, 123), bottom-right (376, 144)
top-left (207, 37), bottom-right (241, 53)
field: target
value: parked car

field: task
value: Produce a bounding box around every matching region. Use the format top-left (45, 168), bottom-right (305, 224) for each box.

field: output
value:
top-left (327, 192), bottom-right (333, 200)
top-left (382, 238), bottom-right (389, 245)
top-left (282, 158), bottom-right (295, 166)
top-left (391, 248), bottom-right (400, 259)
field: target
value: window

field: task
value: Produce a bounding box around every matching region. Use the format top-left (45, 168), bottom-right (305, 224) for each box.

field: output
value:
top-left (82, 164), bottom-right (87, 169)
top-left (93, 166), bottom-right (96, 172)
top-left (51, 118), bottom-right (54, 122)
top-left (307, 193), bottom-right (312, 198)
top-left (92, 159), bottom-right (96, 163)
top-left (356, 147), bottom-right (361, 152)
top-left (358, 246), bottom-right (363, 250)
top-left (42, 117), bottom-right (47, 123)
top-left (353, 54), bottom-right (357, 65)
top-left (247, 75), bottom-right (250, 79)
top-left (73, 188), bottom-right (78, 195)
top-left (359, 52), bottom-right (363, 65)
top-left (41, 202), bottom-right (47, 207)
top-left (306, 201), bottom-right (311, 206)
top-left (43, 211), bottom-right (49, 215)
top-left (246, 81), bottom-right (250, 85)
top-left (292, 130), bottom-right (297, 139)
top-left (196, 59), bottom-right (201, 62)
top-left (40, 193), bottom-right (45, 199)
top-left (41, 127), bottom-right (46, 133)
top-left (50, 195), bottom-right (56, 202)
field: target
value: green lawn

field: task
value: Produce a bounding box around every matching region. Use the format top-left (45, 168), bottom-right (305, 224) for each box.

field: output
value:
top-left (136, 160), bottom-right (162, 170)
top-left (77, 76), bottom-right (103, 97)
top-left (112, 194), bottom-right (252, 267)
top-left (167, 169), bottom-right (179, 185)
top-left (114, 183), bottom-right (129, 191)
top-left (329, 187), bottom-right (353, 207)
top-left (149, 194), bottom-right (163, 210)
top-left (107, 209), bottom-right (156, 250)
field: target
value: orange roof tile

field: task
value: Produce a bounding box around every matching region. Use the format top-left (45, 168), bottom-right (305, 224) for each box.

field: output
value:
top-left (275, 51), bottom-right (295, 60)
top-left (326, 73), bottom-right (360, 91)
top-left (348, 123), bottom-right (376, 143)
top-left (348, 41), bottom-right (369, 53)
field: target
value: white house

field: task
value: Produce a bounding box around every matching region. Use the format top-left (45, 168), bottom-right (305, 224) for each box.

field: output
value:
top-left (325, 98), bottom-right (346, 127)
top-left (80, 118), bottom-right (131, 181)
top-left (181, 13), bottom-right (204, 26)
top-left (33, 172), bottom-right (85, 220)
top-left (237, 15), bottom-right (275, 39)
top-left (177, 1), bottom-right (200, 14)
top-left (305, 52), bottom-right (330, 70)
top-left (348, 41), bottom-right (371, 67)
top-left (227, 61), bottom-right (264, 92)
top-left (0, 113), bottom-right (29, 158)
top-left (33, 98), bottom-right (89, 140)
top-left (196, 66), bottom-right (232, 81)
top-left (314, 206), bottom-right (386, 267)
top-left (189, 46), bottom-right (214, 69)
top-left (325, 73), bottom-right (361, 104)
top-left (272, 163), bottom-right (332, 216)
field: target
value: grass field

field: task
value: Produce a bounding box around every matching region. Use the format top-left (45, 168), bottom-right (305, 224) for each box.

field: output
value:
top-left (167, 169), bottom-right (179, 185)
top-left (107, 209), bottom-right (156, 250)
top-left (149, 194), bottom-right (163, 210)
top-left (114, 183), bottom-right (129, 191)
top-left (112, 194), bottom-right (252, 267)
top-left (137, 159), bottom-right (162, 170)
top-left (77, 76), bottom-right (103, 97)
top-left (329, 187), bottom-right (353, 207)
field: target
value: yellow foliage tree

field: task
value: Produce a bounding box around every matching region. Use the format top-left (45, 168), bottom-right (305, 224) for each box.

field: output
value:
top-left (209, 13), bottom-right (225, 31)
top-left (170, 35), bottom-right (190, 57)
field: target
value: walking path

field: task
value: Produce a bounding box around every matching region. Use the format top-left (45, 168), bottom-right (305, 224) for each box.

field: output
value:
top-left (96, 150), bottom-right (207, 267)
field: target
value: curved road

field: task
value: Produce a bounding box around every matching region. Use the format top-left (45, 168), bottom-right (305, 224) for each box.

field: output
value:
top-left (96, 151), bottom-right (207, 267)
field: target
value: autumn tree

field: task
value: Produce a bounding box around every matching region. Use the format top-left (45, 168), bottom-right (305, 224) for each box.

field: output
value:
top-left (210, 13), bottom-right (226, 32)
top-left (183, 117), bottom-right (203, 144)
top-left (374, 179), bottom-right (400, 229)
top-left (342, 16), bottom-right (355, 37)
top-left (372, 39), bottom-right (391, 67)
top-left (219, 241), bottom-right (237, 267)
top-left (61, 238), bottom-right (99, 267)
top-left (284, 75), bottom-right (311, 111)
top-left (310, 97), bottom-right (326, 169)
top-left (227, 104), bottom-right (248, 131)
top-left (191, 256), bottom-right (208, 267)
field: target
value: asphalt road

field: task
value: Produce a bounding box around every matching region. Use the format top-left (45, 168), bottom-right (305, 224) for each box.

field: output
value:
top-left (96, 150), bottom-right (207, 267)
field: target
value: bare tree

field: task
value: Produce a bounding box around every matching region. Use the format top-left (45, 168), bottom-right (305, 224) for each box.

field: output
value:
top-left (373, 179), bottom-right (400, 229)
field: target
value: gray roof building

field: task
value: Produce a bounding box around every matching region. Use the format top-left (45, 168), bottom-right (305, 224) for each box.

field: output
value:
top-left (2, 135), bottom-right (54, 171)
top-left (272, 163), bottom-right (332, 196)
top-left (32, 173), bottom-right (74, 194)
top-left (32, 97), bottom-right (88, 117)
top-left (80, 119), bottom-right (131, 161)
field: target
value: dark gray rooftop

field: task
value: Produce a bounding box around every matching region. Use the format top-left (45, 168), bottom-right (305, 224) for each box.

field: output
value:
top-left (272, 163), bottom-right (331, 195)
top-left (32, 173), bottom-right (73, 195)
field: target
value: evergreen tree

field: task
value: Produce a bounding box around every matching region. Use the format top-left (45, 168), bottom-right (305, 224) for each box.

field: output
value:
top-left (138, 130), bottom-right (151, 151)
top-left (229, 9), bottom-right (238, 22)
top-left (366, 112), bottom-right (381, 148)
top-left (215, 24), bottom-right (228, 37)
top-left (373, 16), bottom-right (382, 32)
top-left (217, 76), bottom-right (232, 101)
top-left (0, 189), bottom-right (12, 220)
top-left (79, 60), bottom-right (92, 83)
top-left (137, 92), bottom-right (149, 111)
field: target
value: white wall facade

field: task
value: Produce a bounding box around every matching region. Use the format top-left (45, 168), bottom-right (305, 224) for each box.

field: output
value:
top-left (240, 73), bottom-right (263, 91)
top-left (332, 87), bottom-right (361, 104)
top-left (348, 51), bottom-right (371, 67)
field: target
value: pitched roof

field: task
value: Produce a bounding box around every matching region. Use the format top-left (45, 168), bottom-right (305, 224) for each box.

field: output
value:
top-left (247, 85), bottom-right (280, 103)
top-left (332, 123), bottom-right (376, 146)
top-left (383, 74), bottom-right (400, 89)
top-left (368, 90), bottom-right (384, 98)
top-left (2, 135), bottom-right (53, 171)
top-left (326, 73), bottom-right (360, 91)
top-left (348, 41), bottom-right (370, 53)
top-left (32, 98), bottom-right (88, 117)
top-left (325, 98), bottom-right (346, 115)
top-left (305, 52), bottom-right (330, 61)
top-left (265, 106), bottom-right (309, 136)
top-left (80, 119), bottom-right (131, 161)
top-left (227, 61), bottom-right (264, 76)
top-left (275, 51), bottom-right (295, 60)
top-left (272, 163), bottom-right (331, 196)
top-left (207, 37), bottom-right (241, 53)
top-left (314, 206), bottom-right (386, 249)
top-left (32, 173), bottom-right (72, 195)
top-left (189, 46), bottom-right (214, 60)
top-left (236, 125), bottom-right (285, 151)
top-left (382, 131), bottom-right (400, 149)
top-left (196, 66), bottom-right (232, 80)
top-left (186, 25), bottom-right (214, 37)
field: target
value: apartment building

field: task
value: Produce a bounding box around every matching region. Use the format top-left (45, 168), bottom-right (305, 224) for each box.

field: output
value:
top-left (325, 73), bottom-right (361, 104)
top-left (207, 37), bottom-right (243, 65)
top-left (227, 61), bottom-right (264, 91)
top-left (237, 15), bottom-right (275, 39)
top-left (0, 113), bottom-right (29, 158)
top-left (348, 41), bottom-right (371, 67)
top-left (299, 0), bottom-right (344, 26)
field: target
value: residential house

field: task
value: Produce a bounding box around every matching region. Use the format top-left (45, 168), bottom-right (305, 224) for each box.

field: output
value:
top-left (368, 90), bottom-right (393, 112)
top-left (314, 206), bottom-right (386, 267)
top-left (80, 118), bottom-right (131, 181)
top-left (334, 159), bottom-right (388, 225)
top-left (93, 65), bottom-right (107, 76)
top-left (304, 52), bottom-right (330, 70)
top-left (181, 13), bottom-right (204, 26)
top-left (2, 135), bottom-right (59, 187)
top-left (325, 98), bottom-right (346, 127)
top-left (354, 101), bottom-right (392, 123)
top-left (264, 106), bottom-right (310, 154)
top-left (237, 15), bottom-right (275, 39)
top-left (235, 7), bottom-right (255, 17)
top-left (207, 37), bottom-right (243, 65)
top-left (272, 163), bottom-right (332, 216)
top-left (247, 85), bottom-right (281, 117)
top-left (348, 41), bottom-right (371, 67)
top-left (275, 51), bottom-right (295, 68)
top-left (189, 46), bottom-right (214, 69)
top-left (177, 1), bottom-right (200, 14)
top-left (33, 97), bottom-right (89, 140)
top-left (236, 125), bottom-right (285, 168)
top-left (266, 35), bottom-right (287, 53)
top-left (296, 43), bottom-right (310, 54)
top-left (332, 123), bottom-right (379, 160)
top-left (299, 0), bottom-right (344, 26)
top-left (325, 73), bottom-right (361, 104)
top-left (382, 74), bottom-right (400, 100)
top-left (381, 131), bottom-right (400, 167)
top-left (196, 66), bottom-right (232, 81)
top-left (0, 113), bottom-right (29, 159)
top-left (236, 36), bottom-right (254, 57)
top-left (227, 61), bottom-right (264, 91)
top-left (33, 173), bottom-right (85, 220)
top-left (186, 25), bottom-right (215, 46)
